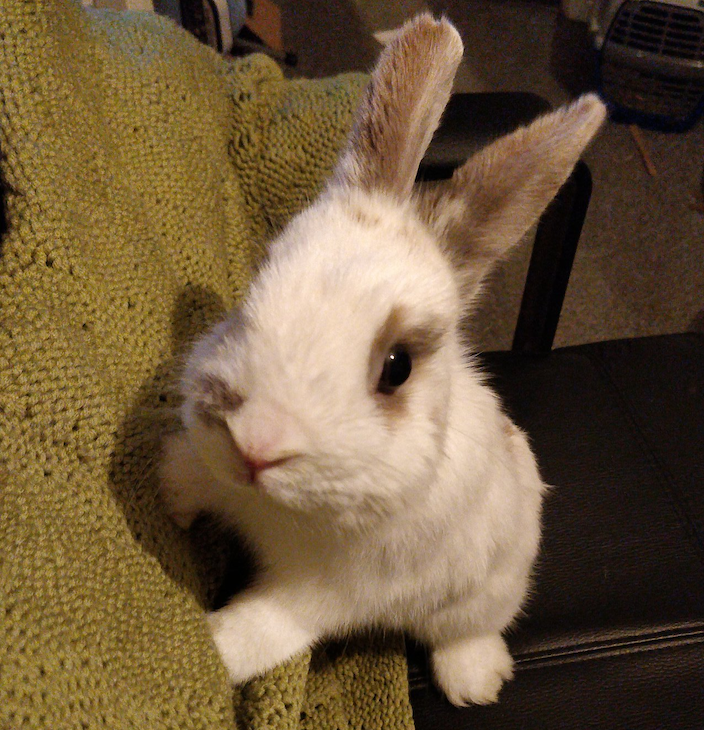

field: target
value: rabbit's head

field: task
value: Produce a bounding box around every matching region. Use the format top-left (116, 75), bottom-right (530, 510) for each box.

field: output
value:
top-left (181, 15), bottom-right (605, 526)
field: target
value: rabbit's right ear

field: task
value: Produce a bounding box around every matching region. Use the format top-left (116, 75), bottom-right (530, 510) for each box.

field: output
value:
top-left (331, 14), bottom-right (463, 202)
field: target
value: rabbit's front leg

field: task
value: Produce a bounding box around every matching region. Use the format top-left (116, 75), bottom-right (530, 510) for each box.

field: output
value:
top-left (159, 431), bottom-right (221, 529)
top-left (207, 589), bottom-right (317, 684)
top-left (430, 633), bottom-right (514, 707)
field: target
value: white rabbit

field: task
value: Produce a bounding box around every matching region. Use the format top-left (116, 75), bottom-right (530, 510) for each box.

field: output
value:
top-left (160, 14), bottom-right (605, 706)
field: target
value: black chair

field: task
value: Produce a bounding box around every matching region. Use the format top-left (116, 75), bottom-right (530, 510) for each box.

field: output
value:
top-left (409, 93), bottom-right (704, 730)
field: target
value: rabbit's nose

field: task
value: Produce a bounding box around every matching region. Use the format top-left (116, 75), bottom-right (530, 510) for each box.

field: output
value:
top-left (226, 400), bottom-right (307, 482)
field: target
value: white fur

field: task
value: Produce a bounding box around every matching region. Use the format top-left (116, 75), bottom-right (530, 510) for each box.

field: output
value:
top-left (160, 14), bottom-right (605, 706)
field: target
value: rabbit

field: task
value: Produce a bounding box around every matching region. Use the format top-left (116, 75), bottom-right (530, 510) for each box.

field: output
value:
top-left (159, 14), bottom-right (606, 706)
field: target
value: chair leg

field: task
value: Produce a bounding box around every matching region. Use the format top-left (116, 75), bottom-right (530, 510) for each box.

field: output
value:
top-left (512, 160), bottom-right (593, 354)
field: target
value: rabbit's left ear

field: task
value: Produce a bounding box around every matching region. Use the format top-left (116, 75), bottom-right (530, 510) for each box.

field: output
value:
top-left (332, 14), bottom-right (463, 201)
top-left (417, 94), bottom-right (607, 303)
top-left (417, 94), bottom-right (606, 303)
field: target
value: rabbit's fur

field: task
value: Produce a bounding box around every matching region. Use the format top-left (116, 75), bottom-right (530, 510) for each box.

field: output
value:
top-left (160, 15), bottom-right (606, 706)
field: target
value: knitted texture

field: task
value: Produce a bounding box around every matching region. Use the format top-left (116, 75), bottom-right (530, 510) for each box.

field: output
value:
top-left (0, 2), bottom-right (415, 729)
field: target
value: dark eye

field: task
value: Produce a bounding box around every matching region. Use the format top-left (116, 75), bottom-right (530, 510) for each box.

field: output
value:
top-left (377, 344), bottom-right (412, 395)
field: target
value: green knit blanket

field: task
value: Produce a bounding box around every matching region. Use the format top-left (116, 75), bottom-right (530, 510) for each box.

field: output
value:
top-left (0, 2), bottom-right (414, 728)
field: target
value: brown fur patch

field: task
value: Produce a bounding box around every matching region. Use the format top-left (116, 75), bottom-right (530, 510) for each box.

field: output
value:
top-left (369, 305), bottom-right (446, 422)
top-left (347, 198), bottom-right (382, 228)
top-left (193, 375), bottom-right (243, 427)
top-left (375, 382), bottom-right (410, 421)
top-left (502, 416), bottom-right (519, 439)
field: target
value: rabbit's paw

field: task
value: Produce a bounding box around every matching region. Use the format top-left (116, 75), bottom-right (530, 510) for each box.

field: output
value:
top-left (159, 432), bottom-right (208, 529)
top-left (207, 593), bottom-right (315, 684)
top-left (431, 633), bottom-right (514, 706)
top-left (160, 480), bottom-right (199, 529)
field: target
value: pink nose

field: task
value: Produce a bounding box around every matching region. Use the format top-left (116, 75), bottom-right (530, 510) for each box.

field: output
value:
top-left (229, 400), bottom-right (303, 483)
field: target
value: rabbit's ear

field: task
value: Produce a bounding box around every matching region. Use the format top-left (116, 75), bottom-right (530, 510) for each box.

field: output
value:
top-left (332, 14), bottom-right (463, 201)
top-left (418, 94), bottom-right (607, 303)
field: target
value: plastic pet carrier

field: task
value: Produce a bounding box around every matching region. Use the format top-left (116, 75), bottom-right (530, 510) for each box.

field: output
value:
top-left (590, 0), bottom-right (704, 130)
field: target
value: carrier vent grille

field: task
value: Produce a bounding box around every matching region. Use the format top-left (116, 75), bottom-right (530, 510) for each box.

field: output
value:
top-left (608, 1), bottom-right (704, 62)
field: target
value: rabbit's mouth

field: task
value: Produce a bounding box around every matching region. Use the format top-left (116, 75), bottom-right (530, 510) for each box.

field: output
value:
top-left (244, 454), bottom-right (297, 485)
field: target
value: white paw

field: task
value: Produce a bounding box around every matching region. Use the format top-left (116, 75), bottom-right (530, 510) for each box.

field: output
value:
top-left (206, 595), bottom-right (315, 685)
top-left (159, 432), bottom-right (205, 529)
top-left (207, 610), bottom-right (259, 684)
top-left (160, 484), bottom-right (199, 529)
top-left (431, 634), bottom-right (514, 707)
top-left (159, 474), bottom-right (200, 529)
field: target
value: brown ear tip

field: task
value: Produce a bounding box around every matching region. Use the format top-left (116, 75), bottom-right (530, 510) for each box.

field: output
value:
top-left (438, 16), bottom-right (464, 61)
top-left (571, 93), bottom-right (608, 128)
top-left (398, 13), bottom-right (464, 61)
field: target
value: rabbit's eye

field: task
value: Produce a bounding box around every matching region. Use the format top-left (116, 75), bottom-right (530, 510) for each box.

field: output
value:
top-left (378, 344), bottom-right (412, 394)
